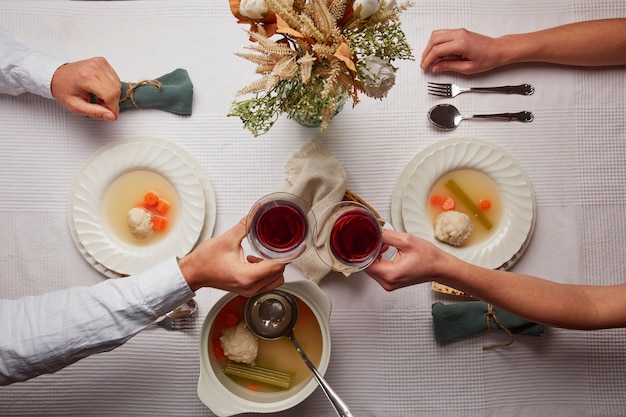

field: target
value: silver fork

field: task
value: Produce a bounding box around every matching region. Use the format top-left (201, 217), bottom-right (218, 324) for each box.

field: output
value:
top-left (154, 299), bottom-right (198, 331)
top-left (156, 315), bottom-right (196, 331)
top-left (427, 82), bottom-right (534, 98)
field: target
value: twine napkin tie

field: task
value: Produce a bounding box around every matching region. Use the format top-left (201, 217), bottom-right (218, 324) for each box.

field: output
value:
top-left (432, 301), bottom-right (544, 348)
top-left (120, 79), bottom-right (163, 108)
top-left (91, 68), bottom-right (193, 115)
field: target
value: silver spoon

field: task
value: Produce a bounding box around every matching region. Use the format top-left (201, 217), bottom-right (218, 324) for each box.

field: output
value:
top-left (428, 104), bottom-right (534, 130)
top-left (154, 299), bottom-right (198, 330)
top-left (245, 290), bottom-right (353, 417)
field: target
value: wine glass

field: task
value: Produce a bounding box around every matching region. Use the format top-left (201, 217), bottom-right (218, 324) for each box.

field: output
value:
top-left (315, 200), bottom-right (396, 274)
top-left (246, 192), bottom-right (315, 263)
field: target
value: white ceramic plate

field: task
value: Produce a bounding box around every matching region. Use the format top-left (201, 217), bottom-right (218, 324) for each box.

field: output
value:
top-left (68, 137), bottom-right (217, 278)
top-left (401, 138), bottom-right (536, 270)
top-left (69, 138), bottom-right (207, 275)
top-left (391, 140), bottom-right (450, 233)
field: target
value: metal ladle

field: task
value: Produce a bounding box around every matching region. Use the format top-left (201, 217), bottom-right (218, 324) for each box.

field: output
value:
top-left (245, 290), bottom-right (353, 417)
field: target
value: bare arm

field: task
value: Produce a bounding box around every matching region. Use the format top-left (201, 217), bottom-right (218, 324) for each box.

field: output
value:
top-left (366, 230), bottom-right (626, 330)
top-left (421, 18), bottom-right (626, 74)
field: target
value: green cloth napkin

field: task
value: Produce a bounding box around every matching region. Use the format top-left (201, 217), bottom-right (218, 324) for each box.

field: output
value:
top-left (432, 301), bottom-right (544, 345)
top-left (92, 68), bottom-right (193, 115)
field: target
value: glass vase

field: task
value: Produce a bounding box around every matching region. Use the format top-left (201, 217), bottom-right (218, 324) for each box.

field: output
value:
top-left (288, 93), bottom-right (347, 128)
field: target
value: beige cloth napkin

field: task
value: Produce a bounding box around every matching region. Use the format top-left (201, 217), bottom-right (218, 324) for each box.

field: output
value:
top-left (284, 140), bottom-right (347, 283)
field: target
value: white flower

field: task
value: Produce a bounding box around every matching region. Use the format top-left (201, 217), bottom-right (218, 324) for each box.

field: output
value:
top-left (239, 0), bottom-right (294, 20)
top-left (360, 56), bottom-right (396, 98)
top-left (353, 0), bottom-right (379, 19)
top-left (239, 0), bottom-right (269, 20)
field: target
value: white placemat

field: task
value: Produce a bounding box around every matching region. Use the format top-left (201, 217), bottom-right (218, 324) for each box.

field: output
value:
top-left (0, 1), bottom-right (625, 416)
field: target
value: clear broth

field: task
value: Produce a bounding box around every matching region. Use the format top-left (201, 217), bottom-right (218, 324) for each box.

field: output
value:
top-left (209, 295), bottom-right (323, 393)
top-left (427, 169), bottom-right (503, 246)
top-left (102, 169), bottom-right (179, 245)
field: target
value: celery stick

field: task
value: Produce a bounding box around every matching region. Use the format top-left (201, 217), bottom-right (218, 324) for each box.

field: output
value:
top-left (224, 361), bottom-right (292, 389)
top-left (444, 179), bottom-right (493, 230)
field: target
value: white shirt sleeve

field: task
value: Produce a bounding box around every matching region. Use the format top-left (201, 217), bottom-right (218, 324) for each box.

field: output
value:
top-left (0, 256), bottom-right (195, 385)
top-left (0, 27), bottom-right (65, 99)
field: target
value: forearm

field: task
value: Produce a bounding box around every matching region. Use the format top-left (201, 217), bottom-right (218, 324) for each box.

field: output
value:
top-left (0, 257), bottom-right (193, 385)
top-left (368, 231), bottom-right (626, 330)
top-left (436, 256), bottom-right (626, 330)
top-left (0, 27), bottom-right (64, 98)
top-left (499, 18), bottom-right (626, 67)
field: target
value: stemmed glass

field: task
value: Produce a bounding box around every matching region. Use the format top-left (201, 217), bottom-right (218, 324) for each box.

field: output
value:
top-left (315, 201), bottom-right (396, 275)
top-left (246, 192), bottom-right (316, 263)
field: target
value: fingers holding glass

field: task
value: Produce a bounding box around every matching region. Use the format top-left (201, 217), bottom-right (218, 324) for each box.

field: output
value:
top-left (246, 192), bottom-right (315, 263)
top-left (315, 201), bottom-right (396, 275)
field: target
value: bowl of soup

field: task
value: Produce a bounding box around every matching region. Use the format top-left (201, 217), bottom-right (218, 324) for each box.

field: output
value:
top-left (197, 280), bottom-right (332, 416)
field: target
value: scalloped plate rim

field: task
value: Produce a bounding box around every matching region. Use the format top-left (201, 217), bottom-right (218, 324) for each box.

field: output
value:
top-left (68, 136), bottom-right (217, 278)
top-left (69, 138), bottom-right (207, 275)
top-left (400, 138), bottom-right (536, 271)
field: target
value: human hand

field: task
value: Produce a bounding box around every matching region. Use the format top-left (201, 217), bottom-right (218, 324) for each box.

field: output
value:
top-left (420, 28), bottom-right (506, 74)
top-left (50, 57), bottom-right (121, 121)
top-left (178, 215), bottom-right (286, 297)
top-left (365, 229), bottom-right (455, 291)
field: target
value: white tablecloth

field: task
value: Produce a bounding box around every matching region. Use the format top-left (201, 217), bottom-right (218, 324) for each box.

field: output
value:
top-left (1, 1), bottom-right (625, 416)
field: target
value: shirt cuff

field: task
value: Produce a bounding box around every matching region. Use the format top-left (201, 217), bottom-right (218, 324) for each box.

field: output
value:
top-left (21, 50), bottom-right (65, 99)
top-left (135, 256), bottom-right (195, 317)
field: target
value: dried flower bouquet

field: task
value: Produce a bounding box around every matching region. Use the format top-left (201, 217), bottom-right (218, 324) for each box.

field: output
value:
top-left (228, 0), bottom-right (414, 136)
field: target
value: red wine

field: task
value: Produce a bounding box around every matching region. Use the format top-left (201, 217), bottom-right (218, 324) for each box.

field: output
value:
top-left (252, 201), bottom-right (308, 253)
top-left (330, 209), bottom-right (381, 264)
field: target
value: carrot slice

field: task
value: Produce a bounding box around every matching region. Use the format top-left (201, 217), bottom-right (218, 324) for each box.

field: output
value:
top-left (155, 198), bottom-right (170, 215)
top-left (478, 198), bottom-right (492, 211)
top-left (441, 196), bottom-right (455, 211)
top-left (152, 215), bottom-right (168, 231)
top-left (144, 191), bottom-right (159, 206)
top-left (429, 195), bottom-right (443, 207)
top-left (212, 339), bottom-right (224, 358)
top-left (224, 313), bottom-right (239, 327)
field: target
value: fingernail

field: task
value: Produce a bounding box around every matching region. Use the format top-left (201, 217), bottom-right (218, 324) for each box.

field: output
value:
top-left (103, 113), bottom-right (115, 122)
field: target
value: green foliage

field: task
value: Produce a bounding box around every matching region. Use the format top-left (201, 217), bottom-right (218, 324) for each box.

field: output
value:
top-left (228, 92), bottom-right (281, 137)
top-left (347, 24), bottom-right (415, 68)
top-left (229, 75), bottom-right (346, 136)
